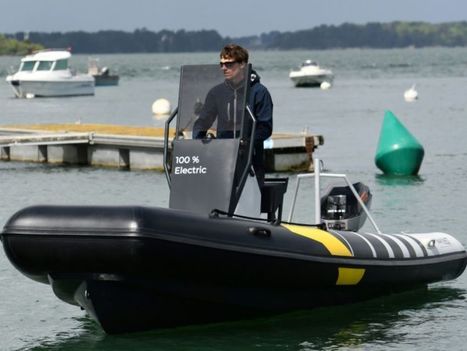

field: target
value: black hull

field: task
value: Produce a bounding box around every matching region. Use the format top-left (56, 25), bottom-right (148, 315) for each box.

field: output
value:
top-left (2, 205), bottom-right (466, 333)
top-left (294, 82), bottom-right (322, 88)
top-left (93, 74), bottom-right (119, 86)
top-left (52, 276), bottom-right (424, 334)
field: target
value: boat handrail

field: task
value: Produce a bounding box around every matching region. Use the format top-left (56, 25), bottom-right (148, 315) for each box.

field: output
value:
top-left (288, 158), bottom-right (382, 234)
top-left (235, 105), bottom-right (257, 198)
top-left (163, 107), bottom-right (178, 189)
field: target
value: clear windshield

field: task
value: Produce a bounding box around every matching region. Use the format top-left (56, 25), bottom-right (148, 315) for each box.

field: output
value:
top-left (176, 64), bottom-right (250, 140)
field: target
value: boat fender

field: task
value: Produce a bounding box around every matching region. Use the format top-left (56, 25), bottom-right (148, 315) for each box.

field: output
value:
top-left (248, 227), bottom-right (271, 238)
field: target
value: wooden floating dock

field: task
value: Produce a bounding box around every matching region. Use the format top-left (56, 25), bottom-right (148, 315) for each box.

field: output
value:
top-left (0, 124), bottom-right (324, 172)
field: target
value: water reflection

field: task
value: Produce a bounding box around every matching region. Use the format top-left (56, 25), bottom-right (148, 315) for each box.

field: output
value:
top-left (375, 173), bottom-right (425, 186)
top-left (24, 287), bottom-right (465, 351)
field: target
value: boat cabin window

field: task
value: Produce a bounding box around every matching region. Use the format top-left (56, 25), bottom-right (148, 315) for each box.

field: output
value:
top-left (37, 61), bottom-right (54, 71)
top-left (53, 59), bottom-right (68, 71)
top-left (20, 61), bottom-right (36, 71)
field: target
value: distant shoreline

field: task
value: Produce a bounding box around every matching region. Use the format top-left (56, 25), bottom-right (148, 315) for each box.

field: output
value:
top-left (3, 21), bottom-right (467, 55)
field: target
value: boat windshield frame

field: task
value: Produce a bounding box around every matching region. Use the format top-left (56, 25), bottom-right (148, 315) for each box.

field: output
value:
top-left (173, 64), bottom-right (252, 141)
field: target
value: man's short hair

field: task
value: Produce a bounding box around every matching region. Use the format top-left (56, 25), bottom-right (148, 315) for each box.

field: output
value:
top-left (220, 44), bottom-right (249, 63)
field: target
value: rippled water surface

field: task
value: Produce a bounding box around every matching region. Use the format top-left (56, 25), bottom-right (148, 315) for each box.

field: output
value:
top-left (1, 48), bottom-right (467, 350)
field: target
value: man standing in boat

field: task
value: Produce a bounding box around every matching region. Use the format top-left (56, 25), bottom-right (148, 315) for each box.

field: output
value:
top-left (192, 44), bottom-right (273, 185)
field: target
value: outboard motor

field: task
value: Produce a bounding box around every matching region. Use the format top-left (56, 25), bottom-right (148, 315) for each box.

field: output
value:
top-left (321, 182), bottom-right (372, 231)
top-left (326, 194), bottom-right (347, 220)
top-left (164, 64), bottom-right (286, 221)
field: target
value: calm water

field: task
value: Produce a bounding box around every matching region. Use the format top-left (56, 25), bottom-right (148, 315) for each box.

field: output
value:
top-left (1, 48), bottom-right (467, 350)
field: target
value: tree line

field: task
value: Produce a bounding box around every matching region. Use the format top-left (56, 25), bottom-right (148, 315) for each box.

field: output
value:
top-left (3, 21), bottom-right (467, 55)
top-left (0, 34), bottom-right (43, 55)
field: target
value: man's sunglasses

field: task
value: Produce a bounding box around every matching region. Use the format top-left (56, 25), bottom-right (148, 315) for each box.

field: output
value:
top-left (219, 61), bottom-right (238, 69)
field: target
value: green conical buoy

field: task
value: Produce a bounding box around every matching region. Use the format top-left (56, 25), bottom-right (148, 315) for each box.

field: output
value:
top-left (375, 110), bottom-right (424, 175)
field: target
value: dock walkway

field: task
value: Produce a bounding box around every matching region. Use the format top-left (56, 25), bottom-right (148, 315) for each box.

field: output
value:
top-left (0, 124), bottom-right (323, 172)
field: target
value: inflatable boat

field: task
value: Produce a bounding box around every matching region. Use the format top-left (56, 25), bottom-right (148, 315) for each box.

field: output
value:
top-left (1, 65), bottom-right (466, 334)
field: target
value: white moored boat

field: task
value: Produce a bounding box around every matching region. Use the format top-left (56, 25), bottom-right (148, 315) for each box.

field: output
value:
top-left (6, 49), bottom-right (95, 98)
top-left (289, 60), bottom-right (334, 87)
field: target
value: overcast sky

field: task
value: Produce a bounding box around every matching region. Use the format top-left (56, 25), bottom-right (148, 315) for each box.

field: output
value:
top-left (1, 0), bottom-right (466, 37)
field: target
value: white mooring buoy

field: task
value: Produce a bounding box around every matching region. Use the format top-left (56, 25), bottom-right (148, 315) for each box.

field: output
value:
top-left (320, 81), bottom-right (332, 90)
top-left (152, 98), bottom-right (171, 116)
top-left (404, 84), bottom-right (418, 102)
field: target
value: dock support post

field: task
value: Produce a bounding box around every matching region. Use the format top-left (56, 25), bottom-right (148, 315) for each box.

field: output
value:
top-left (119, 149), bottom-right (130, 170)
top-left (48, 145), bottom-right (88, 165)
top-left (0, 146), bottom-right (10, 161)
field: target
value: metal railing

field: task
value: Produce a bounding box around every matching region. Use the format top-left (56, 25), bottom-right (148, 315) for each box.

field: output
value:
top-left (163, 107), bottom-right (178, 188)
top-left (235, 105), bottom-right (257, 199)
top-left (288, 158), bottom-right (382, 234)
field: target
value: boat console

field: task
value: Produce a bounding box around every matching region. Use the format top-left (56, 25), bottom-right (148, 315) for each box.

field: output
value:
top-left (164, 64), bottom-right (287, 221)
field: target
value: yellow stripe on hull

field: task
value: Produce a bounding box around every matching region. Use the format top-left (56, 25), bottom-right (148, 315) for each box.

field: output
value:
top-left (282, 224), bottom-right (366, 285)
top-left (282, 224), bottom-right (352, 256)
